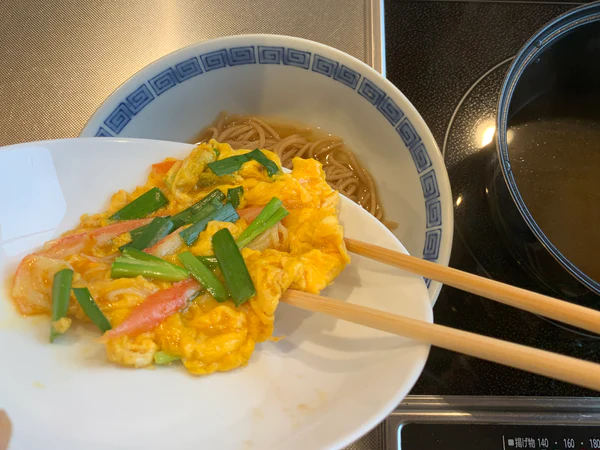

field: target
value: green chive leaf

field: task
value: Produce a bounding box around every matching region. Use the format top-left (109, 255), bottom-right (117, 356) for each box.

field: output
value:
top-left (154, 351), bottom-right (180, 365)
top-left (50, 269), bottom-right (73, 342)
top-left (178, 251), bottom-right (228, 302)
top-left (129, 223), bottom-right (150, 240)
top-left (226, 186), bottom-right (244, 209)
top-left (179, 203), bottom-right (239, 246)
top-left (236, 198), bottom-right (288, 249)
top-left (124, 217), bottom-right (175, 251)
top-left (207, 154), bottom-right (248, 176)
top-left (111, 257), bottom-right (189, 281)
top-left (197, 255), bottom-right (219, 270)
top-left (121, 247), bottom-right (172, 264)
top-left (109, 187), bottom-right (168, 220)
top-left (246, 149), bottom-right (279, 176)
top-left (170, 189), bottom-right (226, 229)
top-left (212, 228), bottom-right (255, 307)
top-left (73, 287), bottom-right (112, 333)
top-left (207, 149), bottom-right (280, 177)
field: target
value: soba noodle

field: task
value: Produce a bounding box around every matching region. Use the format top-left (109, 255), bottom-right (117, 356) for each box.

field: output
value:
top-left (195, 112), bottom-right (397, 229)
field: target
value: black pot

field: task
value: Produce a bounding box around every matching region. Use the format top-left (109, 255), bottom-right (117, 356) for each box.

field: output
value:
top-left (488, 2), bottom-right (600, 302)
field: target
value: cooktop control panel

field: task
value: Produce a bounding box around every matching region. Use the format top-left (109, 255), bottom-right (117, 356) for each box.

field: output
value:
top-left (397, 424), bottom-right (600, 450)
top-left (386, 397), bottom-right (600, 450)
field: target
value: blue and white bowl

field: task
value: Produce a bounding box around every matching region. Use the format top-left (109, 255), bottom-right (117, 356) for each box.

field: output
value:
top-left (81, 34), bottom-right (453, 303)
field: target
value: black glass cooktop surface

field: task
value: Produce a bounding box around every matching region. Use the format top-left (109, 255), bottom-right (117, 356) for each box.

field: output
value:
top-left (384, 0), bottom-right (600, 396)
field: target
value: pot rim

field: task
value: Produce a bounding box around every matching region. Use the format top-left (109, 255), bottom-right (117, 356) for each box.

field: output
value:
top-left (495, 0), bottom-right (600, 295)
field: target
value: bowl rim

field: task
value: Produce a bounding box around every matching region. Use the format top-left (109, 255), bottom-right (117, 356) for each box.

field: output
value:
top-left (79, 33), bottom-right (454, 304)
top-left (495, 4), bottom-right (600, 295)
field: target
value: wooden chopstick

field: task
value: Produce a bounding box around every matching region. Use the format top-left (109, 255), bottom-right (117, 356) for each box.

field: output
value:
top-left (344, 238), bottom-right (600, 335)
top-left (282, 289), bottom-right (600, 391)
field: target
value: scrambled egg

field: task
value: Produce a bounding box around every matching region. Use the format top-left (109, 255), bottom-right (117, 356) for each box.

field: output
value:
top-left (12, 140), bottom-right (348, 375)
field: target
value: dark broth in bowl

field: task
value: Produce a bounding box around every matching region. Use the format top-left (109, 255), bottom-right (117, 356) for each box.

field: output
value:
top-left (509, 114), bottom-right (600, 284)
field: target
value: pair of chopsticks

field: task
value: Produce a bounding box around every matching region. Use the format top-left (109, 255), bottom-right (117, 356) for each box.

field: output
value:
top-left (281, 238), bottom-right (600, 392)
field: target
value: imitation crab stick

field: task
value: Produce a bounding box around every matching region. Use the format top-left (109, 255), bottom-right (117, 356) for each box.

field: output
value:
top-left (151, 160), bottom-right (177, 175)
top-left (15, 218), bottom-right (155, 282)
top-left (99, 278), bottom-right (201, 341)
top-left (144, 226), bottom-right (186, 257)
top-left (236, 206), bottom-right (263, 223)
top-left (43, 218), bottom-right (155, 257)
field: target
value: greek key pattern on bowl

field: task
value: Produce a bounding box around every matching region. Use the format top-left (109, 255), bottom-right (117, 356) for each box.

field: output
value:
top-left (201, 49), bottom-right (229, 70)
top-left (311, 54), bottom-right (338, 77)
top-left (94, 45), bottom-right (443, 267)
top-left (174, 57), bottom-right (203, 81)
top-left (284, 48), bottom-right (311, 69)
top-left (126, 85), bottom-right (154, 113)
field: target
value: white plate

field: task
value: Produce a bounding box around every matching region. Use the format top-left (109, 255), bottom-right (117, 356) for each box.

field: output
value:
top-left (79, 34), bottom-right (453, 304)
top-left (0, 138), bottom-right (431, 450)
